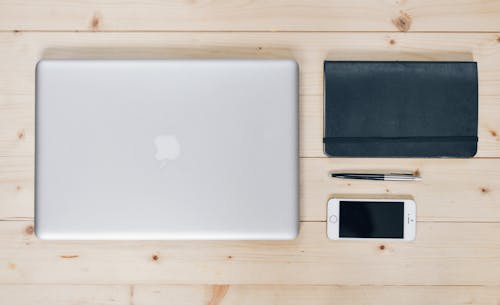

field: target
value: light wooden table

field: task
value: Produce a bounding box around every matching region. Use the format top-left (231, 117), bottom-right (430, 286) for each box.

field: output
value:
top-left (1, 1), bottom-right (499, 304)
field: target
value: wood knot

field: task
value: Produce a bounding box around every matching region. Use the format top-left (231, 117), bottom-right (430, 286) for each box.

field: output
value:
top-left (385, 188), bottom-right (390, 193)
top-left (17, 129), bottom-right (25, 140)
top-left (226, 255), bottom-right (233, 260)
top-left (480, 187), bottom-right (489, 194)
top-left (90, 13), bottom-right (101, 31)
top-left (152, 253), bottom-right (160, 261)
top-left (489, 129), bottom-right (497, 137)
top-left (414, 169), bottom-right (421, 177)
top-left (392, 11), bottom-right (412, 32)
top-left (389, 39), bottom-right (396, 45)
top-left (208, 285), bottom-right (229, 305)
top-left (497, 36), bottom-right (500, 43)
top-left (379, 244), bottom-right (386, 250)
top-left (256, 46), bottom-right (263, 51)
top-left (60, 255), bottom-right (79, 259)
top-left (24, 225), bottom-right (34, 235)
top-left (16, 185), bottom-right (22, 191)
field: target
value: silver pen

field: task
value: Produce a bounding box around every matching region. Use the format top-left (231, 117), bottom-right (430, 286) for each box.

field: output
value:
top-left (330, 173), bottom-right (422, 181)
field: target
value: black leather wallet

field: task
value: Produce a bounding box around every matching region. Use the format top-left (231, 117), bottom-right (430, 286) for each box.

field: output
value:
top-left (323, 61), bottom-right (478, 157)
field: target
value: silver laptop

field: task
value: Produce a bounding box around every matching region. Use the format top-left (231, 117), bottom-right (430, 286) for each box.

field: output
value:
top-left (35, 59), bottom-right (299, 240)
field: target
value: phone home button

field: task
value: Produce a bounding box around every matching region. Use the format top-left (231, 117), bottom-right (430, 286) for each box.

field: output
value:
top-left (329, 215), bottom-right (338, 223)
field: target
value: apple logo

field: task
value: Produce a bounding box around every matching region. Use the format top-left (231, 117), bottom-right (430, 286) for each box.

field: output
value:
top-left (154, 134), bottom-right (181, 167)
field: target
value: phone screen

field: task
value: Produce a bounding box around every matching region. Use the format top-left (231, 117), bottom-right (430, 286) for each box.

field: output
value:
top-left (339, 201), bottom-right (404, 238)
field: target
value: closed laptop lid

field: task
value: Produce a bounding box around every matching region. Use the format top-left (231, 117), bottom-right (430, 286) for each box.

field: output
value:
top-left (35, 59), bottom-right (299, 240)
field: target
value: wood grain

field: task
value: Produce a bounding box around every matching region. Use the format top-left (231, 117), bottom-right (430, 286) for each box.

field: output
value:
top-left (1, 3), bottom-right (500, 302)
top-left (1, 0), bottom-right (500, 32)
top-left (133, 285), bottom-right (500, 305)
top-left (0, 284), bottom-right (498, 305)
top-left (0, 221), bottom-right (498, 285)
top-left (0, 285), bottom-right (130, 305)
top-left (301, 158), bottom-right (500, 222)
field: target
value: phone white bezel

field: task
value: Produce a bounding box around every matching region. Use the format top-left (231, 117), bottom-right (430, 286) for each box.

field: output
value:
top-left (327, 198), bottom-right (416, 241)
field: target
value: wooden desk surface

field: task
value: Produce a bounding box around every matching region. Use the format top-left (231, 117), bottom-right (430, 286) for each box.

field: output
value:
top-left (0, 1), bottom-right (499, 304)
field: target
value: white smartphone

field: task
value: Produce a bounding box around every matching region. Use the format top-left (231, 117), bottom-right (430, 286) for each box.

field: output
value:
top-left (327, 198), bottom-right (416, 241)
